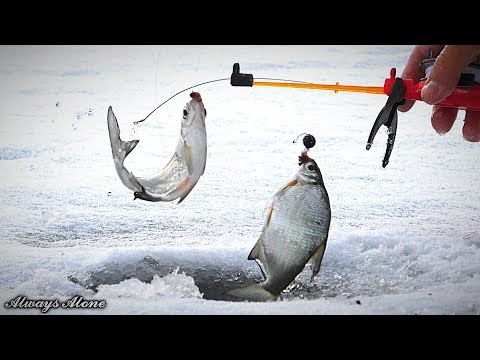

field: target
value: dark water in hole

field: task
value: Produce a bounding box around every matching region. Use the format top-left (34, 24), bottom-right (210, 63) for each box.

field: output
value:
top-left (68, 250), bottom-right (343, 302)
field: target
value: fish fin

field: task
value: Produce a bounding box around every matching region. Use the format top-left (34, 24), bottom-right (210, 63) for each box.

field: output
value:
top-left (264, 204), bottom-right (274, 227)
top-left (155, 176), bottom-right (195, 203)
top-left (176, 184), bottom-right (195, 204)
top-left (248, 203), bottom-right (274, 261)
top-left (256, 203), bottom-right (275, 240)
top-left (274, 179), bottom-right (298, 196)
top-left (254, 259), bottom-right (267, 281)
top-left (184, 142), bottom-right (194, 175)
top-left (248, 238), bottom-right (265, 260)
top-left (227, 284), bottom-right (277, 302)
top-left (308, 241), bottom-right (327, 282)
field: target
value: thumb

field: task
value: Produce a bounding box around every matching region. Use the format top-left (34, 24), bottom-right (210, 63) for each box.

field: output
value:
top-left (421, 45), bottom-right (480, 105)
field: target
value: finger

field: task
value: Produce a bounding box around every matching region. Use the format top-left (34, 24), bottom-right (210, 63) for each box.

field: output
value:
top-left (422, 45), bottom-right (480, 105)
top-left (431, 106), bottom-right (458, 135)
top-left (401, 45), bottom-right (445, 84)
top-left (462, 110), bottom-right (480, 142)
top-left (398, 45), bottom-right (445, 113)
top-left (397, 99), bottom-right (416, 113)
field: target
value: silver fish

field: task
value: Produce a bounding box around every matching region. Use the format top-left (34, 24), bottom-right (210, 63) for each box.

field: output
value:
top-left (228, 152), bottom-right (331, 302)
top-left (107, 91), bottom-right (207, 204)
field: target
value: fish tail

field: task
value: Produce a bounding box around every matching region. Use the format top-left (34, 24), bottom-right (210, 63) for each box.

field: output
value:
top-left (107, 106), bottom-right (144, 192)
top-left (121, 139), bottom-right (139, 158)
top-left (227, 284), bottom-right (278, 302)
top-left (107, 106), bottom-right (139, 161)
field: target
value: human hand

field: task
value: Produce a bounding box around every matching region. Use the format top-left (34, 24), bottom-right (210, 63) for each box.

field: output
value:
top-left (397, 45), bottom-right (480, 142)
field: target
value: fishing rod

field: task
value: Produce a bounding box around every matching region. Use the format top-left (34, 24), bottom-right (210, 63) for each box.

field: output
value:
top-left (135, 55), bottom-right (480, 168)
top-left (230, 62), bottom-right (480, 111)
top-left (231, 60), bottom-right (480, 168)
top-left (134, 75), bottom-right (314, 124)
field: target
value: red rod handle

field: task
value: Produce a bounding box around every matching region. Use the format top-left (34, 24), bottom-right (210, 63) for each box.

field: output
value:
top-left (384, 68), bottom-right (480, 111)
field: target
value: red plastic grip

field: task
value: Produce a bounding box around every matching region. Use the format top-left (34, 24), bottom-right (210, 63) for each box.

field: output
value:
top-left (384, 68), bottom-right (480, 111)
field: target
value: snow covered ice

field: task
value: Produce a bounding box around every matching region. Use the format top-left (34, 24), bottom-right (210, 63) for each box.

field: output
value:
top-left (0, 45), bottom-right (479, 314)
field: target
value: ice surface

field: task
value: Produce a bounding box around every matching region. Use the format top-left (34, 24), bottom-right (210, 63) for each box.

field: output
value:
top-left (0, 45), bottom-right (479, 314)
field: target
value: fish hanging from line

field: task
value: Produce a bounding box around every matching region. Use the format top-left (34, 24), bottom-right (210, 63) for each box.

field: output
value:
top-left (107, 92), bottom-right (207, 204)
top-left (227, 135), bottom-right (331, 302)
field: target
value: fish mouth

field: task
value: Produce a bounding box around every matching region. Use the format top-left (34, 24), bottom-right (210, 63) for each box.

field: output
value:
top-left (298, 153), bottom-right (314, 166)
top-left (190, 92), bottom-right (202, 102)
top-left (133, 190), bottom-right (166, 202)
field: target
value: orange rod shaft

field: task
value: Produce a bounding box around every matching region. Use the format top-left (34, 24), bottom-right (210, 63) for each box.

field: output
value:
top-left (252, 81), bottom-right (385, 95)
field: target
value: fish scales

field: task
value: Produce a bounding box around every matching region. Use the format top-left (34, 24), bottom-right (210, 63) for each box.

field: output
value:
top-left (264, 182), bottom-right (330, 295)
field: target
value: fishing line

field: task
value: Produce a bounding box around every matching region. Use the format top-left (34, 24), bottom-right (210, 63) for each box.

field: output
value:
top-left (153, 51), bottom-right (161, 107)
top-left (293, 133), bottom-right (309, 144)
top-left (134, 78), bottom-right (229, 125)
top-left (134, 77), bottom-right (313, 125)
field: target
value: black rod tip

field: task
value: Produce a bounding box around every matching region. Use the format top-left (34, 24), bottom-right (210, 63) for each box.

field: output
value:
top-left (230, 63), bottom-right (253, 87)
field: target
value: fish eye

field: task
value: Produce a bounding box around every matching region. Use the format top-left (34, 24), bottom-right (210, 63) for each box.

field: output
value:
top-left (204, 108), bottom-right (207, 116)
top-left (183, 109), bottom-right (188, 117)
top-left (307, 164), bottom-right (315, 171)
